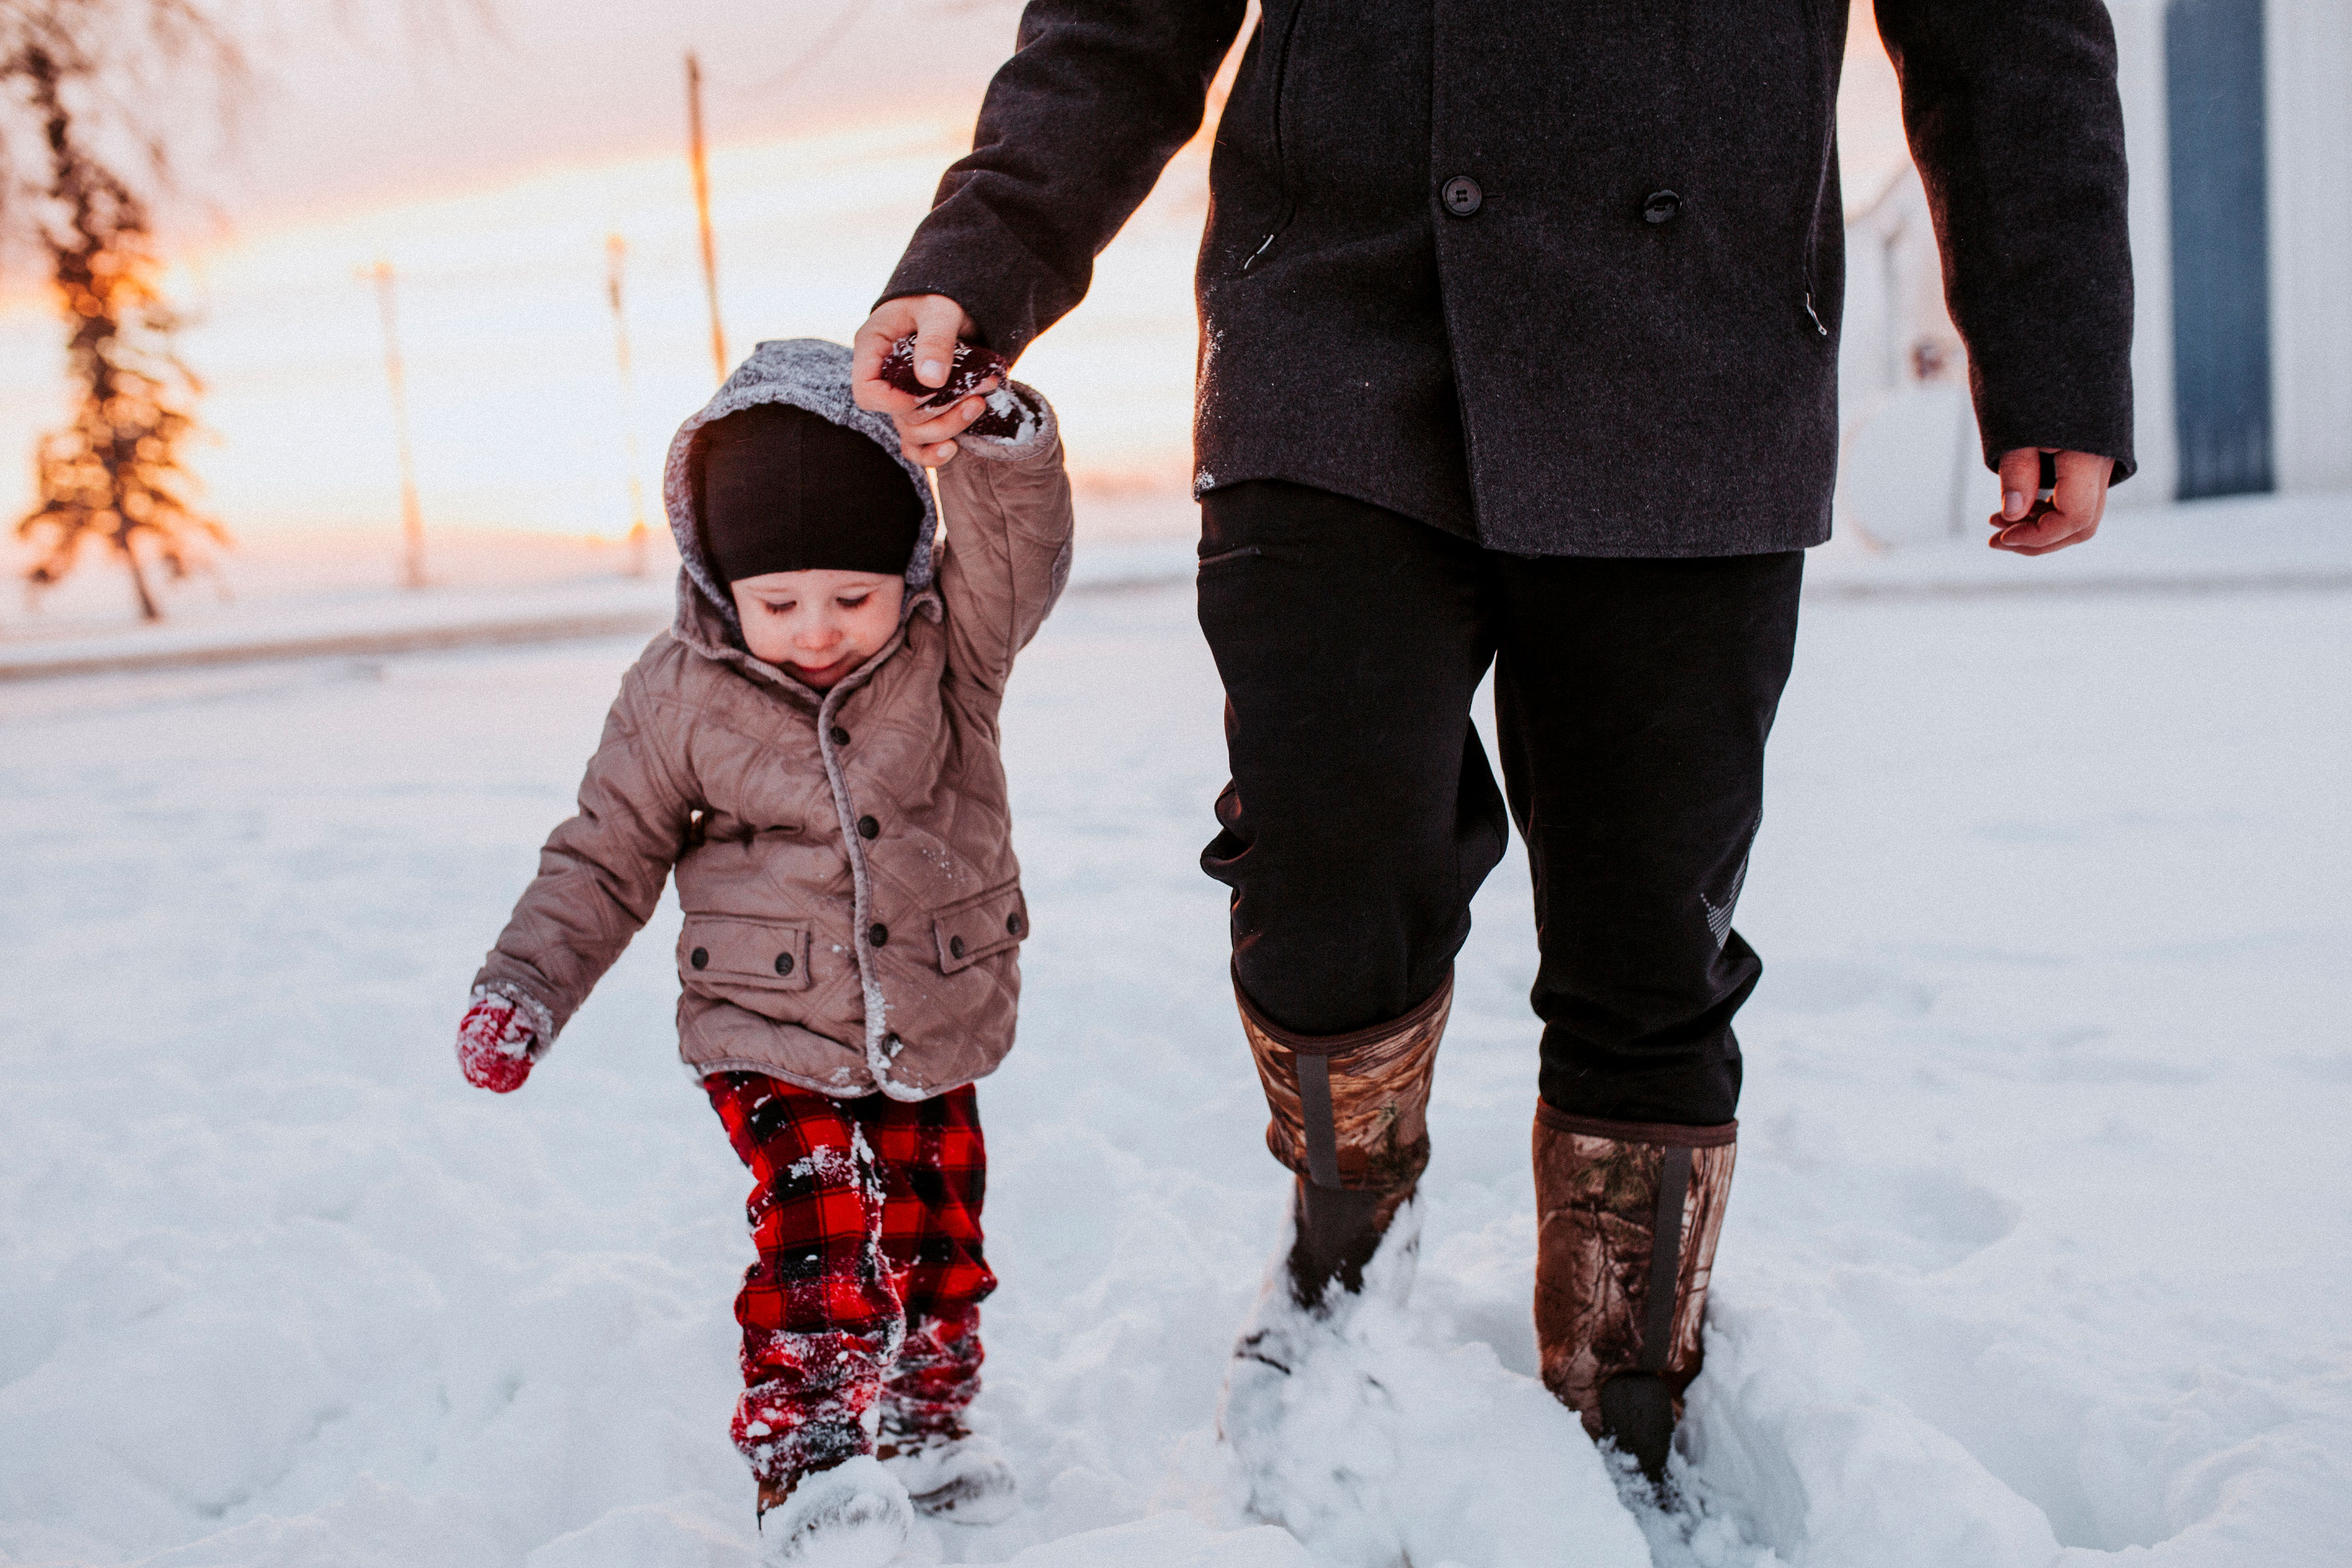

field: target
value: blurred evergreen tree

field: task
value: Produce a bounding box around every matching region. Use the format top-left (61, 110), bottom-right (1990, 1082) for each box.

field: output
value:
top-left (2, 5), bottom-right (238, 621)
top-left (10, 39), bottom-right (220, 621)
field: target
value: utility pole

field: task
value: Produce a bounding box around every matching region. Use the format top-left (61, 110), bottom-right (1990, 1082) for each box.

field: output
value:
top-left (606, 234), bottom-right (651, 578)
top-left (364, 259), bottom-right (427, 589)
top-left (685, 50), bottom-right (728, 384)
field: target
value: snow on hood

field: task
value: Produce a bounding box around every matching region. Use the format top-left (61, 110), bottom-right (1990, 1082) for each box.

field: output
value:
top-left (662, 338), bottom-right (941, 634)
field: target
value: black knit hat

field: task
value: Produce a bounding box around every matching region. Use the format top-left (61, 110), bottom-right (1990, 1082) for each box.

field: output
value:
top-left (694, 402), bottom-right (924, 583)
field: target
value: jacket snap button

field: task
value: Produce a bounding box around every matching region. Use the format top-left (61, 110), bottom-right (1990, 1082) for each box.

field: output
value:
top-left (857, 815), bottom-right (879, 840)
top-left (830, 726), bottom-right (850, 746)
top-left (689, 947), bottom-right (709, 970)
top-left (868, 923), bottom-right (889, 947)
top-left (1643, 189), bottom-right (1684, 224)
top-left (1442, 176), bottom-right (1482, 217)
top-left (1006, 912), bottom-right (1024, 936)
top-left (949, 935), bottom-right (967, 960)
top-left (774, 952), bottom-right (794, 976)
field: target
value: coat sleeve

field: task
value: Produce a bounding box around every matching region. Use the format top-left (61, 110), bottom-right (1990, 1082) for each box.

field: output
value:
top-left (471, 659), bottom-right (694, 1045)
top-left (1874, 0), bottom-right (2136, 480)
top-left (877, 0), bottom-right (1250, 358)
top-left (934, 383), bottom-right (1076, 698)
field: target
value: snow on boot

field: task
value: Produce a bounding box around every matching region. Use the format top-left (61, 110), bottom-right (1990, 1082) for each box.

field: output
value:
top-left (1220, 970), bottom-right (1451, 1527)
top-left (878, 1423), bottom-right (1017, 1524)
top-left (875, 1305), bottom-right (1011, 1521)
top-left (1531, 1105), bottom-right (1737, 1485)
top-left (755, 1454), bottom-right (912, 1567)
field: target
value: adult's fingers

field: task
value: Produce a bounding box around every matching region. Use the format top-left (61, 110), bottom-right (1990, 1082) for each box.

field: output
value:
top-left (896, 393), bottom-right (992, 466)
top-left (2051, 449), bottom-right (2114, 530)
top-left (851, 295), bottom-right (980, 410)
top-left (851, 299), bottom-right (926, 412)
top-left (909, 296), bottom-right (973, 389)
top-left (1995, 448), bottom-right (2042, 524)
top-left (1989, 448), bottom-right (2112, 555)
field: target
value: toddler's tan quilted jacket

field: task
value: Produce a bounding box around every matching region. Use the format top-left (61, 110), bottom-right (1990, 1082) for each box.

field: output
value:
top-left (472, 338), bottom-right (1072, 1098)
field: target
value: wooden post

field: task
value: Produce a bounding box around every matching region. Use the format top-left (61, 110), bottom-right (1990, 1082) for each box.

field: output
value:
top-left (365, 259), bottom-right (427, 589)
top-left (686, 51), bottom-right (728, 385)
top-left (606, 234), bottom-right (651, 578)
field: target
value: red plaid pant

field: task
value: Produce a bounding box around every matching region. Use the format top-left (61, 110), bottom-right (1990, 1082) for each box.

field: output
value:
top-left (706, 1072), bottom-right (996, 1482)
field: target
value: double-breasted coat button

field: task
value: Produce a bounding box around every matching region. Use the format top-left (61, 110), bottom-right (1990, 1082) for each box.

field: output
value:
top-left (830, 726), bottom-right (850, 746)
top-left (1442, 176), bottom-right (1483, 217)
top-left (1007, 912), bottom-right (1024, 936)
top-left (689, 947), bottom-right (709, 970)
top-left (868, 923), bottom-right (889, 947)
top-left (857, 815), bottom-right (879, 840)
top-left (1643, 189), bottom-right (1684, 224)
top-left (949, 935), bottom-right (967, 959)
top-left (774, 952), bottom-right (794, 976)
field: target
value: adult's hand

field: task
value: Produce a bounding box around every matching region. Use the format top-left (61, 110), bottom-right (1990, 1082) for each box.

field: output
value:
top-left (1988, 449), bottom-right (2114, 555)
top-left (853, 295), bottom-right (991, 466)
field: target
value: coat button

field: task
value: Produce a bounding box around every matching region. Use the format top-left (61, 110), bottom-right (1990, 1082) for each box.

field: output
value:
top-left (830, 726), bottom-right (850, 746)
top-left (774, 952), bottom-right (794, 976)
top-left (1006, 912), bottom-right (1024, 936)
top-left (689, 947), bottom-right (709, 970)
top-left (949, 934), bottom-right (967, 960)
top-left (1442, 176), bottom-right (1482, 217)
top-left (868, 923), bottom-right (889, 947)
top-left (857, 815), bottom-right (879, 840)
top-left (1643, 189), bottom-right (1684, 224)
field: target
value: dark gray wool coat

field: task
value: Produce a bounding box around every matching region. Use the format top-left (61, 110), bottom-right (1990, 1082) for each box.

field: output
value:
top-left (883, 0), bottom-right (2136, 557)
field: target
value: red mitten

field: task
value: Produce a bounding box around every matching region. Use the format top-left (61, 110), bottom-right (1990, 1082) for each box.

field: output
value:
top-left (456, 994), bottom-right (537, 1093)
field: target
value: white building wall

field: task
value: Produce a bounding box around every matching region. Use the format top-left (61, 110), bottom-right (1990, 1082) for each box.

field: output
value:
top-left (2266, 0), bottom-right (2352, 495)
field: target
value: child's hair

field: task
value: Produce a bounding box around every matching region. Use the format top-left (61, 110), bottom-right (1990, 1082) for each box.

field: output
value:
top-left (693, 402), bottom-right (924, 583)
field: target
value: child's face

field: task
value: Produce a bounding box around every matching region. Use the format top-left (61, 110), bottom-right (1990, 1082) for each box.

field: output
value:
top-left (730, 569), bottom-right (907, 688)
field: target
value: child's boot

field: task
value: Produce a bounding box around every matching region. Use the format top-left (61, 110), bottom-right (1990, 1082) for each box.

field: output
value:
top-left (756, 1454), bottom-right (912, 1567)
top-left (878, 1304), bottom-right (1016, 1523)
top-left (1218, 970), bottom-right (1451, 1525)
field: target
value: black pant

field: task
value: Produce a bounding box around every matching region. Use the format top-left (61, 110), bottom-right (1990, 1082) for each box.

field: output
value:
top-left (1196, 482), bottom-right (1803, 1126)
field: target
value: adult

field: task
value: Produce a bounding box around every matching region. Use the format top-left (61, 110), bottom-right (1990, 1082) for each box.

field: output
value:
top-left (853, 0), bottom-right (2132, 1488)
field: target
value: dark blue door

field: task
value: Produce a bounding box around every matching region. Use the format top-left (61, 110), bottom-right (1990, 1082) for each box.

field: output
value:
top-left (2166, 0), bottom-right (2273, 498)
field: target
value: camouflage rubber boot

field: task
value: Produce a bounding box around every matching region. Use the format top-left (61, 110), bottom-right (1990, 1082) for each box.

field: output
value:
top-left (1237, 970), bottom-right (1452, 1306)
top-left (1531, 1104), bottom-right (1737, 1484)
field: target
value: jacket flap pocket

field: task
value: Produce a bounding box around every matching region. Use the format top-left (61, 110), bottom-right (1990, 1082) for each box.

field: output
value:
top-left (932, 882), bottom-right (1028, 974)
top-left (679, 915), bottom-right (812, 992)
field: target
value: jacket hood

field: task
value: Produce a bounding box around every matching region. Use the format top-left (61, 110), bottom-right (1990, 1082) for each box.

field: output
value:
top-left (663, 338), bottom-right (941, 632)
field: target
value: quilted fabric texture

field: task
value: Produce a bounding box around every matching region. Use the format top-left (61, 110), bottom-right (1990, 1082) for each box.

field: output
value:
top-left (472, 342), bottom-right (1073, 1098)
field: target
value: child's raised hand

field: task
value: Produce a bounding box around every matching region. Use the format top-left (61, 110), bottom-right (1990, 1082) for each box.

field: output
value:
top-left (455, 994), bottom-right (537, 1093)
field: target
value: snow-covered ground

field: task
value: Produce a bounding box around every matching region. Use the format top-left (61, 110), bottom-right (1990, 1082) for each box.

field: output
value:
top-left (3, 541), bottom-right (2349, 1565)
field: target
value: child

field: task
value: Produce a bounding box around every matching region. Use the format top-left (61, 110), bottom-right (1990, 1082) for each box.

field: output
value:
top-left (452, 338), bottom-right (1071, 1566)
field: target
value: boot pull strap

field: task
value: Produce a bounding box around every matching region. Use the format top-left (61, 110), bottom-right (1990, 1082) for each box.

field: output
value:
top-left (1637, 1145), bottom-right (1692, 1371)
top-left (1296, 1053), bottom-right (1344, 1189)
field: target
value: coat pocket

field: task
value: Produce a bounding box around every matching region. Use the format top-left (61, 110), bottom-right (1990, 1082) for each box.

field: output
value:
top-left (678, 915), bottom-right (814, 1012)
top-left (932, 880), bottom-right (1028, 974)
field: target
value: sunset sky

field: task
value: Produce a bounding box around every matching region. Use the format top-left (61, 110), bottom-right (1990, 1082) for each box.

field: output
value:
top-left (0, 0), bottom-right (1908, 563)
